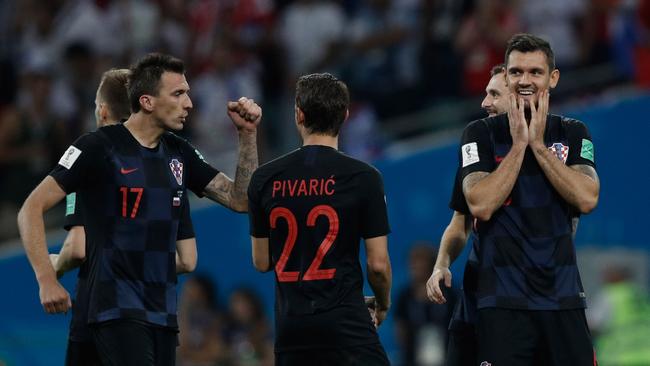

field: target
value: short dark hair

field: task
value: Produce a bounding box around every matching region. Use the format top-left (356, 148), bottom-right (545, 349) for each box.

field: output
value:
top-left (97, 69), bottom-right (131, 122)
top-left (490, 63), bottom-right (506, 76)
top-left (505, 33), bottom-right (555, 71)
top-left (128, 53), bottom-right (185, 112)
top-left (295, 73), bottom-right (349, 137)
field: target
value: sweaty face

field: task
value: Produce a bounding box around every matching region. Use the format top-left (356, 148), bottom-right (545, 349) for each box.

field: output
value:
top-left (506, 50), bottom-right (558, 110)
top-left (152, 72), bottom-right (193, 131)
top-left (481, 73), bottom-right (508, 116)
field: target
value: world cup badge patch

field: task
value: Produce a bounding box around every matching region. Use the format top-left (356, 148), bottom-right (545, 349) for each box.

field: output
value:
top-left (169, 159), bottom-right (183, 185)
top-left (548, 142), bottom-right (569, 164)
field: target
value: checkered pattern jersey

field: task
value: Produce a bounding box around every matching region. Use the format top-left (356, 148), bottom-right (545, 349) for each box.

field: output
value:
top-left (51, 124), bottom-right (218, 329)
top-left (460, 114), bottom-right (596, 311)
top-left (248, 145), bottom-right (390, 351)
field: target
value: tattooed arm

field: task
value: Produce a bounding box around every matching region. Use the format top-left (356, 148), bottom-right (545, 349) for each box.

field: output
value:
top-left (203, 132), bottom-right (258, 212)
top-left (203, 97), bottom-right (260, 212)
top-left (463, 140), bottom-right (525, 221)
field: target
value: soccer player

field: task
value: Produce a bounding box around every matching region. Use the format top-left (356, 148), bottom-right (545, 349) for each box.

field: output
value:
top-left (460, 34), bottom-right (599, 365)
top-left (247, 73), bottom-right (392, 366)
top-left (18, 53), bottom-right (261, 365)
top-left (48, 68), bottom-right (198, 366)
top-left (426, 64), bottom-right (508, 366)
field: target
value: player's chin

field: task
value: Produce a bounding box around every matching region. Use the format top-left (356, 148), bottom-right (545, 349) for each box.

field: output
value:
top-left (166, 120), bottom-right (185, 131)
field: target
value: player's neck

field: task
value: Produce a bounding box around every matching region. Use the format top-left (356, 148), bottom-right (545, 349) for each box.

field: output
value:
top-left (123, 114), bottom-right (164, 148)
top-left (302, 134), bottom-right (338, 149)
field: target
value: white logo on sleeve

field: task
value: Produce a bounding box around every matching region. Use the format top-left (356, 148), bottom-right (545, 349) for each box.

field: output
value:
top-left (58, 146), bottom-right (82, 169)
top-left (461, 142), bottom-right (480, 167)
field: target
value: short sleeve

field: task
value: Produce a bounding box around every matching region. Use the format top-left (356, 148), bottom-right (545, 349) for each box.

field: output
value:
top-left (177, 195), bottom-right (195, 240)
top-left (360, 168), bottom-right (390, 239)
top-left (63, 192), bottom-right (84, 230)
top-left (460, 120), bottom-right (495, 181)
top-left (448, 169), bottom-right (470, 214)
top-left (248, 171), bottom-right (269, 238)
top-left (565, 120), bottom-right (596, 169)
top-left (179, 139), bottom-right (220, 197)
top-left (49, 133), bottom-right (106, 194)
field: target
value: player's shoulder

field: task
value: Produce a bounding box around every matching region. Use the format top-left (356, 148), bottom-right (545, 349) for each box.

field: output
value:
top-left (162, 130), bottom-right (191, 148)
top-left (337, 151), bottom-right (381, 176)
top-left (464, 113), bottom-right (507, 132)
top-left (252, 148), bottom-right (301, 182)
top-left (551, 114), bottom-right (587, 130)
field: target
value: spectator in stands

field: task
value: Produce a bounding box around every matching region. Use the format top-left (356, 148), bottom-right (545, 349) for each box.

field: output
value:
top-left (178, 274), bottom-right (229, 366)
top-left (395, 242), bottom-right (454, 366)
top-left (225, 287), bottom-right (274, 366)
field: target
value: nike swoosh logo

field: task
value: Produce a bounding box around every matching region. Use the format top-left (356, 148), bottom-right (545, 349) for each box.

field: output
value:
top-left (120, 167), bottom-right (138, 174)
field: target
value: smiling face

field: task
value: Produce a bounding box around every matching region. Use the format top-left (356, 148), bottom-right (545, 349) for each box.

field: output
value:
top-left (506, 50), bottom-right (559, 110)
top-left (150, 71), bottom-right (192, 131)
top-left (481, 72), bottom-right (508, 116)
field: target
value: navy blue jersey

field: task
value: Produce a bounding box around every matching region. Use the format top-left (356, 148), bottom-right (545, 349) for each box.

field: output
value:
top-left (248, 145), bottom-right (390, 351)
top-left (62, 192), bottom-right (194, 341)
top-left (460, 114), bottom-right (596, 311)
top-left (51, 124), bottom-right (217, 329)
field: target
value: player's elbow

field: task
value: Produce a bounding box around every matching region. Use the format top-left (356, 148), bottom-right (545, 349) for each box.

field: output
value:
top-left (468, 203), bottom-right (493, 222)
top-left (178, 256), bottom-right (197, 273)
top-left (229, 197), bottom-right (248, 213)
top-left (252, 255), bottom-right (271, 273)
top-left (367, 255), bottom-right (390, 277)
top-left (67, 241), bottom-right (86, 262)
top-left (577, 194), bottom-right (598, 214)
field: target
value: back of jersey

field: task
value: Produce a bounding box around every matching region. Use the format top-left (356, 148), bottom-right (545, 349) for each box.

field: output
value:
top-left (248, 145), bottom-right (390, 350)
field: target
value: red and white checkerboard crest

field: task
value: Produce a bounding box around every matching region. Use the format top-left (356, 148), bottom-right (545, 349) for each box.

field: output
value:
top-left (548, 142), bottom-right (569, 164)
top-left (169, 159), bottom-right (183, 185)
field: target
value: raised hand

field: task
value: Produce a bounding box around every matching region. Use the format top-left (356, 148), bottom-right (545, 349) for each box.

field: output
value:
top-left (507, 93), bottom-right (529, 148)
top-left (426, 267), bottom-right (452, 304)
top-left (227, 97), bottom-right (262, 133)
top-left (528, 90), bottom-right (549, 148)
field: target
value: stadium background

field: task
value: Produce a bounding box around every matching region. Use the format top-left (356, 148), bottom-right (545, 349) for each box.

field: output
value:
top-left (0, 0), bottom-right (649, 365)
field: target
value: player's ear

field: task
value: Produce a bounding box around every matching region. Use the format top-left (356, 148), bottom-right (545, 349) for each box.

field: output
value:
top-left (549, 69), bottom-right (560, 89)
top-left (344, 109), bottom-right (349, 122)
top-left (295, 105), bottom-right (305, 126)
top-left (139, 95), bottom-right (155, 112)
top-left (99, 102), bottom-right (109, 122)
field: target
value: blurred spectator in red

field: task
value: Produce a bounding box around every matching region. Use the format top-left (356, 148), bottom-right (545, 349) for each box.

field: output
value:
top-left (178, 274), bottom-right (229, 366)
top-left (226, 288), bottom-right (274, 366)
top-left (635, 0), bottom-right (650, 87)
top-left (455, 0), bottom-right (520, 95)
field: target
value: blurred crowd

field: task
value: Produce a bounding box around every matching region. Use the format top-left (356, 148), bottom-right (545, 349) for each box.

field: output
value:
top-left (1, 0), bottom-right (649, 240)
top-left (177, 275), bottom-right (274, 366)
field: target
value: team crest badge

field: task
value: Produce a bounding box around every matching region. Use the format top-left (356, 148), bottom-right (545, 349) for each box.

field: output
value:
top-left (548, 142), bottom-right (569, 164)
top-left (169, 159), bottom-right (183, 185)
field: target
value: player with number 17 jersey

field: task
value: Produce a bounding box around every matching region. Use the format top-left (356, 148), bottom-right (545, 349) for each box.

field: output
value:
top-left (248, 145), bottom-right (390, 351)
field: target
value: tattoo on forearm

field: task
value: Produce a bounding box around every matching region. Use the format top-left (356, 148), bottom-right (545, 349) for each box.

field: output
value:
top-left (232, 133), bottom-right (258, 204)
top-left (462, 171), bottom-right (489, 197)
top-left (204, 174), bottom-right (232, 205)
